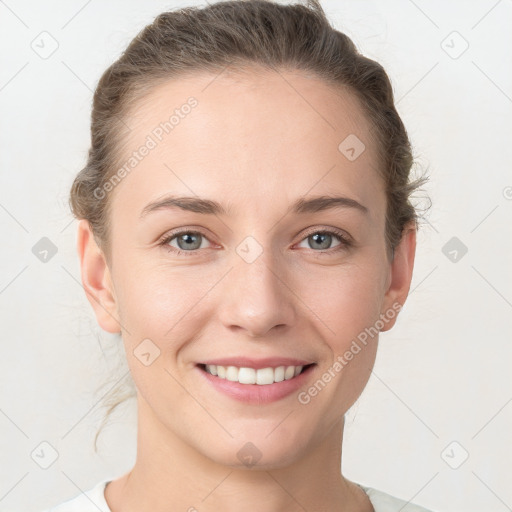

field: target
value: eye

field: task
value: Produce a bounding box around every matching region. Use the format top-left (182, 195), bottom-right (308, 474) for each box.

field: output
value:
top-left (158, 227), bottom-right (353, 257)
top-left (158, 229), bottom-right (213, 255)
top-left (296, 228), bottom-right (352, 253)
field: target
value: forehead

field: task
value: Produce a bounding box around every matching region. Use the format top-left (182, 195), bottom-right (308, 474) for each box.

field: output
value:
top-left (123, 66), bottom-right (376, 151)
top-left (109, 66), bottom-right (384, 222)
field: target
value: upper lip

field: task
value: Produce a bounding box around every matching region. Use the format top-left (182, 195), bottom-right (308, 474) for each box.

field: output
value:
top-left (197, 357), bottom-right (315, 370)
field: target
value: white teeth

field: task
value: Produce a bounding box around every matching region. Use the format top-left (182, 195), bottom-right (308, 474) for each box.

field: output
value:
top-left (204, 364), bottom-right (305, 385)
top-left (256, 367), bottom-right (274, 385)
top-left (274, 366), bottom-right (285, 382)
top-left (284, 366), bottom-right (295, 380)
top-left (226, 366), bottom-right (239, 382)
top-left (238, 367), bottom-right (256, 384)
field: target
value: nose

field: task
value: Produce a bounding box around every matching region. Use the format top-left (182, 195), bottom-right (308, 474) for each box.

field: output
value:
top-left (217, 246), bottom-right (297, 339)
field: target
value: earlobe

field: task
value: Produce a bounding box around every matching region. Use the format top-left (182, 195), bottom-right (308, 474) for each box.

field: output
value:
top-left (76, 219), bottom-right (121, 334)
top-left (379, 224), bottom-right (417, 332)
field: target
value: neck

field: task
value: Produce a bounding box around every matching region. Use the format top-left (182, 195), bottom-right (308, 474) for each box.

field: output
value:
top-left (105, 393), bottom-right (373, 512)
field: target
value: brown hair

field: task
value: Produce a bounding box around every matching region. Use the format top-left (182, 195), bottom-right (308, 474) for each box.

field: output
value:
top-left (71, 0), bottom-right (429, 451)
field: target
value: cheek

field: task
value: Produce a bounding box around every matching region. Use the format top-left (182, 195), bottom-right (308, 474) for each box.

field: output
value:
top-left (114, 254), bottom-right (385, 427)
top-left (115, 251), bottom-right (387, 351)
top-left (114, 263), bottom-right (221, 346)
top-left (298, 260), bottom-right (386, 346)
top-left (113, 268), bottom-right (209, 406)
top-left (296, 262), bottom-right (384, 404)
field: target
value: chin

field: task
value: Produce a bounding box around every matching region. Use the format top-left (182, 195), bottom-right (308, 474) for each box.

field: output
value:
top-left (199, 433), bottom-right (309, 471)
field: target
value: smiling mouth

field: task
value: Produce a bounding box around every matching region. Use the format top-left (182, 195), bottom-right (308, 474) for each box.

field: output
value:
top-left (197, 363), bottom-right (316, 385)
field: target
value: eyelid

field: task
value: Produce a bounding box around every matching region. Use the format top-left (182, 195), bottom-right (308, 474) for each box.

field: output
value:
top-left (298, 225), bottom-right (353, 245)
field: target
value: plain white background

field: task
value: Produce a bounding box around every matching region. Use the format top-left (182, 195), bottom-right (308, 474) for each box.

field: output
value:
top-left (1, 0), bottom-right (511, 511)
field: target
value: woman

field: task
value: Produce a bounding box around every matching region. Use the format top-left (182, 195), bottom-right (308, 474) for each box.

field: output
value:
top-left (42, 0), bottom-right (433, 510)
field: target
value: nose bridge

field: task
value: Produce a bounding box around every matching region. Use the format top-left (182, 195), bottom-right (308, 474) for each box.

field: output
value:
top-left (217, 239), bottom-right (296, 338)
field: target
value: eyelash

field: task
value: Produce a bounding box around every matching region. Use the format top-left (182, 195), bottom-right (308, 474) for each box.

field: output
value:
top-left (157, 227), bottom-right (353, 257)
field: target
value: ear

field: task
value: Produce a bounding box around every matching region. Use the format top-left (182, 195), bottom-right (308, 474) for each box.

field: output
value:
top-left (379, 223), bottom-right (417, 332)
top-left (76, 219), bottom-right (121, 334)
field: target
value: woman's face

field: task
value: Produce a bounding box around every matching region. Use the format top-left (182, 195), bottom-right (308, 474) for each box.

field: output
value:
top-left (80, 66), bottom-right (415, 468)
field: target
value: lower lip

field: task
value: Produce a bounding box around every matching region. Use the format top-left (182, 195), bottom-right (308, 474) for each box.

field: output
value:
top-left (196, 364), bottom-right (316, 404)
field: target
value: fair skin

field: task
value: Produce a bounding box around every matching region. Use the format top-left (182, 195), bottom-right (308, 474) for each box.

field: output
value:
top-left (77, 66), bottom-right (416, 512)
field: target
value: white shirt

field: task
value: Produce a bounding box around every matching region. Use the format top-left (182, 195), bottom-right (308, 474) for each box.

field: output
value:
top-left (39, 479), bottom-right (435, 511)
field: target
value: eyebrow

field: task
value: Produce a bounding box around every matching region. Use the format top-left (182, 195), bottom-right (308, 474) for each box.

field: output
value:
top-left (139, 194), bottom-right (369, 218)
